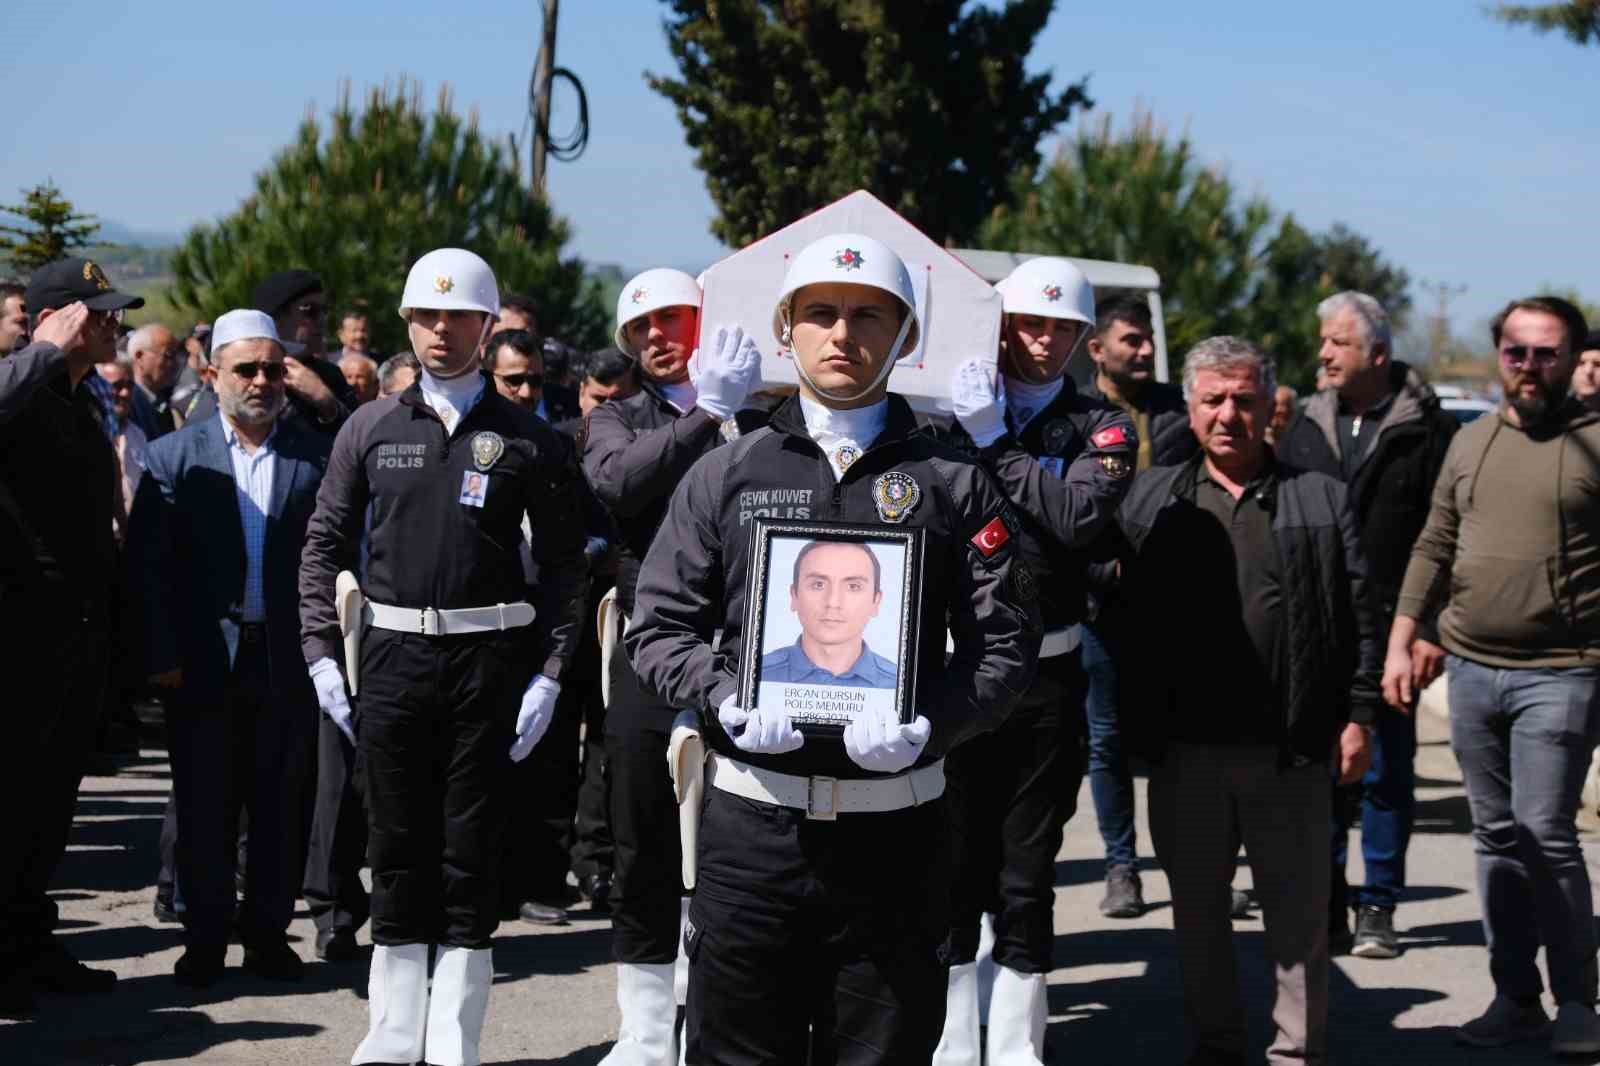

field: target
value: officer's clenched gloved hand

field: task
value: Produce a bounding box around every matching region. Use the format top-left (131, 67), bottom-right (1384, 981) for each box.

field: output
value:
top-left (692, 325), bottom-right (761, 421)
top-left (309, 657), bottom-right (355, 744)
top-left (510, 675), bottom-right (562, 762)
top-left (717, 694), bottom-right (804, 755)
top-left (843, 706), bottom-right (931, 774)
top-left (951, 359), bottom-right (1007, 447)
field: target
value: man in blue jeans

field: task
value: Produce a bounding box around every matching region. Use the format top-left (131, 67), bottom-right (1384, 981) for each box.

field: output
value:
top-left (1385, 295), bottom-right (1600, 1055)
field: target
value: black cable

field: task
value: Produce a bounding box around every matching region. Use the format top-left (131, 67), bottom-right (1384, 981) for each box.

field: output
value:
top-left (527, 62), bottom-right (589, 163)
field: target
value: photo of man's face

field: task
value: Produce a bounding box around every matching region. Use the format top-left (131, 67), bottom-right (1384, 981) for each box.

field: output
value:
top-left (791, 541), bottom-right (881, 653)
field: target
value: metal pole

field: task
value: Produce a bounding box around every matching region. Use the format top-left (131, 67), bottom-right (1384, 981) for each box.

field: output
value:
top-left (532, 0), bottom-right (560, 194)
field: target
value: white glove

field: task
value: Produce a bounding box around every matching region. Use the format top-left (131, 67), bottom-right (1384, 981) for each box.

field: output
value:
top-left (309, 657), bottom-right (355, 744)
top-left (691, 325), bottom-right (761, 421)
top-left (510, 675), bottom-right (561, 762)
top-left (717, 693), bottom-right (804, 755)
top-left (952, 359), bottom-right (1007, 447)
top-left (843, 706), bottom-right (931, 774)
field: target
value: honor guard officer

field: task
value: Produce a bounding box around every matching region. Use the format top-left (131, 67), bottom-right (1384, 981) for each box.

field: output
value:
top-left (584, 267), bottom-right (761, 1066)
top-left (299, 248), bottom-right (588, 1066)
top-left (935, 258), bottom-right (1136, 1066)
top-left (627, 233), bottom-right (1042, 1066)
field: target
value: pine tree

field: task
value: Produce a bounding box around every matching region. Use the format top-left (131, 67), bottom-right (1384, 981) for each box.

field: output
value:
top-left (169, 80), bottom-right (608, 354)
top-left (1491, 2), bottom-right (1600, 46)
top-left (648, 0), bottom-right (1090, 247)
top-left (0, 181), bottom-right (102, 274)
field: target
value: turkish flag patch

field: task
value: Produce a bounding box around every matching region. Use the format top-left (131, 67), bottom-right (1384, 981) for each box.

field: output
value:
top-left (971, 515), bottom-right (1010, 557)
top-left (1091, 425), bottom-right (1128, 449)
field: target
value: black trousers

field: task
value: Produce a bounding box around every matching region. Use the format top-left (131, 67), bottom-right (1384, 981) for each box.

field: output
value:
top-left (943, 652), bottom-right (1086, 973)
top-left (166, 629), bottom-right (312, 954)
top-left (605, 642), bottom-right (683, 964)
top-left (359, 629), bottom-right (529, 948)
top-left (0, 614), bottom-right (107, 971)
top-left (501, 675), bottom-right (584, 908)
top-left (568, 680), bottom-right (612, 883)
top-left (686, 787), bottom-right (951, 1066)
top-left (303, 714), bottom-right (369, 936)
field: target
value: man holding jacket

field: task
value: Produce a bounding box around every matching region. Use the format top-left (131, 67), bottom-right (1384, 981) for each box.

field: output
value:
top-left (1103, 336), bottom-right (1379, 1066)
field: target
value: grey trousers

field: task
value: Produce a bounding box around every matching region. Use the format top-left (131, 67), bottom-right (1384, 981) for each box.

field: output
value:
top-left (1149, 743), bottom-right (1330, 1065)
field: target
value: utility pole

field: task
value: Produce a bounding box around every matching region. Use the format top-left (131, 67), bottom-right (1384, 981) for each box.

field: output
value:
top-left (1419, 280), bottom-right (1467, 364)
top-left (531, 0), bottom-right (560, 194)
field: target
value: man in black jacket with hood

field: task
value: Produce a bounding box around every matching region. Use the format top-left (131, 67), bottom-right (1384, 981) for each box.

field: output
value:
top-left (1278, 291), bottom-right (1457, 960)
top-left (1103, 335), bottom-right (1381, 1066)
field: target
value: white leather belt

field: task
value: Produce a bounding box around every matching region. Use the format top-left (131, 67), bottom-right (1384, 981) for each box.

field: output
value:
top-left (1040, 625), bottom-right (1081, 659)
top-left (707, 752), bottom-right (944, 821)
top-left (364, 600), bottom-right (535, 636)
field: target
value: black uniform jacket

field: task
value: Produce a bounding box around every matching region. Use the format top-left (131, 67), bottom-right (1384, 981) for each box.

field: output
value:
top-left (299, 372), bottom-right (588, 682)
top-left (0, 341), bottom-right (117, 618)
top-left (626, 394), bottom-right (1043, 779)
top-left (582, 381), bottom-right (726, 615)
top-left (1101, 453), bottom-right (1382, 767)
top-left (948, 381), bottom-right (1137, 629)
top-left (1277, 362), bottom-right (1457, 635)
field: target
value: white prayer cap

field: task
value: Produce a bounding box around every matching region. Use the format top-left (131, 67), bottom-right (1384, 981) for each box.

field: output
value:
top-left (209, 308), bottom-right (304, 359)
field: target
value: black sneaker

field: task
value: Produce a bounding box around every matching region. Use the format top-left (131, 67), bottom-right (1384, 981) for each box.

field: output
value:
top-left (173, 947), bottom-right (225, 988)
top-left (241, 942), bottom-right (304, 982)
top-left (1099, 865), bottom-right (1145, 918)
top-left (1351, 905), bottom-right (1399, 959)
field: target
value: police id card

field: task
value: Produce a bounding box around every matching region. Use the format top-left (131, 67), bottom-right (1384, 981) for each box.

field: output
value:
top-left (460, 470), bottom-right (488, 508)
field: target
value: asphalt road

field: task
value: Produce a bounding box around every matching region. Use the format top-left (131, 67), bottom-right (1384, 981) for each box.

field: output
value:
top-left (3, 701), bottom-right (1598, 1065)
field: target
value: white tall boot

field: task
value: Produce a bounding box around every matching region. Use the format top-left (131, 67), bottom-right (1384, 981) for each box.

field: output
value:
top-left (986, 965), bottom-right (1048, 1066)
top-left (599, 962), bottom-right (679, 1066)
top-left (352, 943), bottom-right (429, 1065)
top-left (931, 963), bottom-right (981, 1066)
top-left (423, 946), bottom-right (494, 1066)
top-left (976, 912), bottom-right (997, 1025)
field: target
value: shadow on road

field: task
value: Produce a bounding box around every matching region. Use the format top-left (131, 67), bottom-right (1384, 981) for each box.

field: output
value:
top-left (494, 924), bottom-right (614, 981)
top-left (498, 1042), bottom-right (611, 1066)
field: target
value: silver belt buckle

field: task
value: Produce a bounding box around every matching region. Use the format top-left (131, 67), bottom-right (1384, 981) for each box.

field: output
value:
top-left (420, 607), bottom-right (440, 636)
top-left (807, 776), bottom-right (838, 821)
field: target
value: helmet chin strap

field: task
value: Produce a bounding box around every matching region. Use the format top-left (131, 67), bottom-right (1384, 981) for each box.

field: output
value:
top-left (1001, 313), bottom-right (1080, 386)
top-left (412, 312), bottom-right (494, 380)
top-left (788, 306), bottom-right (914, 405)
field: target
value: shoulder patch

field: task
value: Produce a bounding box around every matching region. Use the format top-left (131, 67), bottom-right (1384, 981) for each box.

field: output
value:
top-left (971, 515), bottom-right (1011, 557)
top-left (1091, 425), bottom-right (1129, 449)
top-left (1011, 561), bottom-right (1037, 602)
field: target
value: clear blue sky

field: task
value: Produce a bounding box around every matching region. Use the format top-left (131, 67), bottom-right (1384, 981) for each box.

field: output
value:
top-left (6, 1), bottom-right (1595, 341)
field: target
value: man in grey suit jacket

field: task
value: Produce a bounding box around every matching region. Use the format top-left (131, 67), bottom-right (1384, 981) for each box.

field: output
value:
top-left (128, 310), bottom-right (331, 989)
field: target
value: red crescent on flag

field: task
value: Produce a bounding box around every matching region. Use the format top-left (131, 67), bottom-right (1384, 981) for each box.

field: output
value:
top-left (971, 516), bottom-right (1010, 557)
top-left (1091, 426), bottom-right (1128, 449)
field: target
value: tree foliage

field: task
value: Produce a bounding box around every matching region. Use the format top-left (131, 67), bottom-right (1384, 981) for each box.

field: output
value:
top-left (649, 0), bottom-right (1090, 248)
top-left (169, 80), bottom-right (608, 354)
top-left (0, 180), bottom-right (102, 274)
top-left (1490, 1), bottom-right (1600, 46)
top-left (980, 111), bottom-right (1411, 389)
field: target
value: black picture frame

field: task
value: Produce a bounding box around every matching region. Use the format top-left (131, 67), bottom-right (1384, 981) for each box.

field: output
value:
top-left (738, 518), bottom-right (925, 737)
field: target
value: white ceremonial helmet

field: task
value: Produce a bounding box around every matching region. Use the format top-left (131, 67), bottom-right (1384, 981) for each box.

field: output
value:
top-left (771, 233), bottom-right (921, 403)
top-left (398, 248), bottom-right (500, 320)
top-left (995, 256), bottom-right (1095, 325)
top-left (614, 268), bottom-right (703, 355)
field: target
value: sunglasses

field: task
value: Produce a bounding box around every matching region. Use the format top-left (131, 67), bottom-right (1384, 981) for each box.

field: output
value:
top-left (495, 372), bottom-right (544, 389)
top-left (228, 361), bottom-right (288, 382)
top-left (1499, 345), bottom-right (1564, 370)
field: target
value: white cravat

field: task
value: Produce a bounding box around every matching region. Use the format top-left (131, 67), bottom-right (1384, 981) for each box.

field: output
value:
top-left (1003, 375), bottom-right (1063, 435)
top-left (419, 368), bottom-right (485, 434)
top-left (659, 380), bottom-right (698, 414)
top-left (799, 394), bottom-right (889, 480)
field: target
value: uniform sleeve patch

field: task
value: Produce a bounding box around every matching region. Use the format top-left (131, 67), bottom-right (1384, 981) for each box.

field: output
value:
top-left (1091, 425), bottom-right (1129, 449)
top-left (971, 515), bottom-right (1011, 557)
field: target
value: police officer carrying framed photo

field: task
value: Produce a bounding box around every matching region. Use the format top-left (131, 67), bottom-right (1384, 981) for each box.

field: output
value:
top-left (936, 258), bottom-right (1136, 1066)
top-left (627, 232), bottom-right (1041, 1066)
top-left (583, 268), bottom-right (762, 1066)
top-left (298, 248), bottom-right (588, 1066)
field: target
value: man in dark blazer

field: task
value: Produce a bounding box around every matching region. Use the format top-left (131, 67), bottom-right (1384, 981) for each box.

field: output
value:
top-left (128, 309), bottom-right (331, 988)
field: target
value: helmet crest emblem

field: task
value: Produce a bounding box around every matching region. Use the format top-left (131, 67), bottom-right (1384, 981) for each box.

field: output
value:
top-left (631, 287), bottom-right (647, 303)
top-left (1041, 284), bottom-right (1063, 302)
top-left (832, 248), bottom-right (864, 271)
top-left (433, 275), bottom-right (455, 295)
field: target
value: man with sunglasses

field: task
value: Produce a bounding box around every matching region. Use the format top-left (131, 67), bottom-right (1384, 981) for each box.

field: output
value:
top-left (1385, 296), bottom-right (1600, 1055)
top-left (127, 309), bottom-right (332, 988)
top-left (0, 258), bottom-right (142, 1012)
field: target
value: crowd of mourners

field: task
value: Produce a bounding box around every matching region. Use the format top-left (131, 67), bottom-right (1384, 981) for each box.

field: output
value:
top-left (2, 244), bottom-right (1599, 1066)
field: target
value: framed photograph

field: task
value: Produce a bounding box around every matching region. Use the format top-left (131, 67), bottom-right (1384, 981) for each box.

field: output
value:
top-left (738, 518), bottom-right (925, 736)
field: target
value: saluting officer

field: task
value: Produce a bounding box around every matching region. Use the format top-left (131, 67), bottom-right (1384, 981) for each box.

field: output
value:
top-left (627, 233), bottom-right (1042, 1065)
top-left (935, 258), bottom-right (1136, 1066)
top-left (298, 248), bottom-right (588, 1066)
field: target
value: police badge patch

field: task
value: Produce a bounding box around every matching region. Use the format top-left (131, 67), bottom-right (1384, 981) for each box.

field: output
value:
top-left (471, 431), bottom-right (505, 471)
top-left (1042, 419), bottom-right (1075, 456)
top-left (872, 472), bottom-right (920, 524)
top-left (1099, 454), bottom-right (1132, 479)
top-left (1011, 561), bottom-right (1038, 602)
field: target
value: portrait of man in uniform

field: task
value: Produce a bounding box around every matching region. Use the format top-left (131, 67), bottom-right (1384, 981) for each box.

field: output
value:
top-left (761, 539), bottom-right (898, 689)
